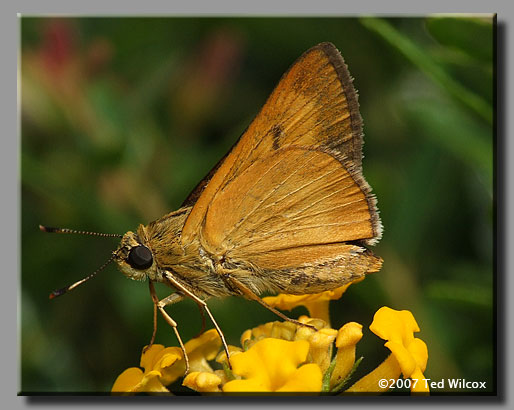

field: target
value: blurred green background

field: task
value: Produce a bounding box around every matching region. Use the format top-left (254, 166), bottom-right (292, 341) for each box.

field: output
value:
top-left (20, 16), bottom-right (494, 393)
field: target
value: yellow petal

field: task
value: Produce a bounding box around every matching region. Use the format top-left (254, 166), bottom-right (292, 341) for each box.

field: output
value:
top-left (365, 307), bottom-right (430, 394)
top-left (304, 328), bottom-right (338, 374)
top-left (169, 329), bottom-right (223, 376)
top-left (270, 321), bottom-right (297, 341)
top-left (330, 322), bottom-right (363, 388)
top-left (213, 369), bottom-right (231, 386)
top-left (155, 347), bottom-right (184, 386)
top-left (223, 378), bottom-right (269, 392)
top-left (142, 330), bottom-right (222, 388)
top-left (112, 368), bottom-right (170, 394)
top-left (240, 321), bottom-right (297, 351)
top-left (276, 363), bottom-right (323, 392)
top-left (135, 370), bottom-right (171, 393)
top-left (111, 367), bottom-right (144, 393)
top-left (240, 329), bottom-right (252, 347)
top-left (409, 338), bottom-right (428, 373)
top-left (384, 340), bottom-right (417, 377)
top-left (185, 329), bottom-right (221, 361)
top-left (112, 345), bottom-right (182, 393)
top-left (249, 322), bottom-right (275, 341)
top-left (158, 348), bottom-right (183, 368)
top-left (369, 307), bottom-right (428, 386)
top-left (183, 371), bottom-right (222, 393)
top-left (215, 345), bottom-right (243, 364)
top-left (222, 338), bottom-right (321, 392)
top-left (302, 300), bottom-right (330, 323)
top-left (346, 354), bottom-right (401, 393)
top-left (335, 322), bottom-right (363, 349)
top-left (140, 344), bottom-right (165, 370)
top-left (263, 280), bottom-right (362, 324)
top-left (370, 307), bottom-right (419, 346)
top-left (410, 367), bottom-right (430, 395)
top-left (231, 338), bottom-right (308, 387)
top-left (294, 322), bottom-right (317, 343)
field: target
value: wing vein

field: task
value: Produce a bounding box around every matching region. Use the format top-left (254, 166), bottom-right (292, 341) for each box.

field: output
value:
top-left (219, 151), bottom-right (314, 241)
top-left (288, 198), bottom-right (365, 223)
top-left (237, 220), bottom-right (369, 250)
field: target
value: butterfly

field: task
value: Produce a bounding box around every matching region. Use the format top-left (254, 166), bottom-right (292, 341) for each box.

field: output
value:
top-left (43, 42), bottom-right (383, 372)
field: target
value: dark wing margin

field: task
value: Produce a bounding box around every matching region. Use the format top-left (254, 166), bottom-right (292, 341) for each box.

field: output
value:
top-left (316, 42), bottom-right (381, 245)
top-left (317, 42), bottom-right (364, 173)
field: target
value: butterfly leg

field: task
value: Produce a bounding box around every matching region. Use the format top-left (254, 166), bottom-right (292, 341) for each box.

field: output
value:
top-left (225, 274), bottom-right (317, 330)
top-left (150, 288), bottom-right (190, 375)
top-left (143, 280), bottom-right (159, 353)
top-left (163, 270), bottom-right (232, 369)
top-left (194, 302), bottom-right (207, 338)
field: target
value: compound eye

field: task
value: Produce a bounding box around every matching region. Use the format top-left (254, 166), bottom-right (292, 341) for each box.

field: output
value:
top-left (127, 245), bottom-right (153, 270)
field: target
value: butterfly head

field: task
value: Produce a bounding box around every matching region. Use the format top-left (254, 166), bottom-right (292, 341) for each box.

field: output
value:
top-left (114, 230), bottom-right (157, 281)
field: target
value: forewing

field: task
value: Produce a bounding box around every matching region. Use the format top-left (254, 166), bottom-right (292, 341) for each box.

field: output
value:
top-left (181, 42), bottom-right (381, 245)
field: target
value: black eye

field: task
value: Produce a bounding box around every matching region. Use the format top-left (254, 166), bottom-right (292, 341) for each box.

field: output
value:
top-left (127, 245), bottom-right (153, 270)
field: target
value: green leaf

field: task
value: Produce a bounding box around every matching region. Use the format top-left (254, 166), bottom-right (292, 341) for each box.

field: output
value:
top-left (404, 97), bottom-right (493, 189)
top-left (426, 16), bottom-right (494, 63)
top-left (322, 356), bottom-right (337, 392)
top-left (360, 17), bottom-right (492, 124)
top-left (427, 281), bottom-right (492, 308)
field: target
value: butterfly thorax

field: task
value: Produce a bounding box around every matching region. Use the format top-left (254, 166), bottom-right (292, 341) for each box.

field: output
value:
top-left (139, 207), bottom-right (239, 298)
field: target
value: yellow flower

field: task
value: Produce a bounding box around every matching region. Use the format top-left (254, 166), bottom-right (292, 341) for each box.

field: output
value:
top-left (347, 307), bottom-right (429, 394)
top-left (262, 279), bottom-right (363, 324)
top-left (215, 344), bottom-right (243, 364)
top-left (184, 329), bottom-right (222, 374)
top-left (111, 344), bottom-right (182, 394)
top-left (222, 338), bottom-right (323, 393)
top-left (294, 318), bottom-right (337, 375)
top-left (240, 320), bottom-right (297, 350)
top-left (183, 371), bottom-right (223, 393)
top-left (112, 329), bottom-right (221, 394)
top-left (112, 306), bottom-right (429, 395)
top-left (330, 322), bottom-right (363, 388)
top-left (345, 355), bottom-right (401, 394)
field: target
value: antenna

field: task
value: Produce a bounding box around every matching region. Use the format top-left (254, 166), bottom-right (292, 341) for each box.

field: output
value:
top-left (49, 254), bottom-right (117, 299)
top-left (39, 225), bottom-right (122, 238)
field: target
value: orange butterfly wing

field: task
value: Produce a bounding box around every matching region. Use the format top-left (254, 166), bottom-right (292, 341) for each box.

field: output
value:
top-left (201, 147), bottom-right (376, 263)
top-left (181, 42), bottom-right (382, 260)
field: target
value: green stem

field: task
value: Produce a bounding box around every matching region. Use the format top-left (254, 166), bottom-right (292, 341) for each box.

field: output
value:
top-left (360, 17), bottom-right (492, 124)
